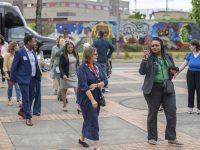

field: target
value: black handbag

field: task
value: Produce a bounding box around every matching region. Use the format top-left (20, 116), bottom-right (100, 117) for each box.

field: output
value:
top-left (98, 94), bottom-right (106, 107)
top-left (86, 64), bottom-right (106, 107)
top-left (163, 80), bottom-right (174, 94)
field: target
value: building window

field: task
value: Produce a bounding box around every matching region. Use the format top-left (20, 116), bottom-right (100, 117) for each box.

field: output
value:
top-left (103, 6), bottom-right (108, 10)
top-left (69, 2), bottom-right (76, 7)
top-left (87, 4), bottom-right (93, 9)
top-left (57, 12), bottom-right (76, 17)
top-left (26, 3), bottom-right (34, 7)
top-left (48, 3), bottom-right (56, 7)
top-left (42, 3), bottom-right (47, 7)
top-left (56, 2), bottom-right (65, 7)
top-left (96, 5), bottom-right (101, 10)
top-left (79, 4), bottom-right (85, 8)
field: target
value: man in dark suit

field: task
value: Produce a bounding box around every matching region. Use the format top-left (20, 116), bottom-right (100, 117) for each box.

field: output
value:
top-left (10, 35), bottom-right (41, 126)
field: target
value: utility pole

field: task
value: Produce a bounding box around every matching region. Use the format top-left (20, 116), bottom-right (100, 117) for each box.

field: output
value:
top-left (166, 0), bottom-right (168, 11)
top-left (36, 0), bottom-right (42, 34)
top-left (116, 0), bottom-right (120, 55)
top-left (135, 0), bottom-right (137, 12)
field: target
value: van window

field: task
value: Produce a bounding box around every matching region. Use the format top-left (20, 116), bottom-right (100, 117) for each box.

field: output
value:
top-left (5, 7), bottom-right (24, 28)
top-left (9, 27), bottom-right (25, 39)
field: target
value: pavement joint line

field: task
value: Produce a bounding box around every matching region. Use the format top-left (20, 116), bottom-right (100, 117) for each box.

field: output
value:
top-left (0, 86), bottom-right (187, 102)
top-left (0, 123), bottom-right (14, 150)
top-left (0, 112), bottom-right (114, 123)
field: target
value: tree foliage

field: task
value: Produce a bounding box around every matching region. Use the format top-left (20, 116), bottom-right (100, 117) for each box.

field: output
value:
top-left (128, 12), bottom-right (146, 19)
top-left (191, 0), bottom-right (200, 27)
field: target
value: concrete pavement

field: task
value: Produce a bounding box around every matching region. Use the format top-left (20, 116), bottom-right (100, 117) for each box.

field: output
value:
top-left (0, 63), bottom-right (200, 150)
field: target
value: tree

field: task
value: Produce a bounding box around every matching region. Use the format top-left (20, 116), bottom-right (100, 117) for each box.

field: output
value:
top-left (128, 12), bottom-right (146, 19)
top-left (191, 0), bottom-right (200, 27)
top-left (35, 0), bottom-right (42, 34)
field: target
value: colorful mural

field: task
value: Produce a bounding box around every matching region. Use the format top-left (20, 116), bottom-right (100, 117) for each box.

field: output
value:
top-left (119, 21), bottom-right (200, 49)
top-left (53, 22), bottom-right (116, 50)
top-left (47, 21), bottom-right (200, 50)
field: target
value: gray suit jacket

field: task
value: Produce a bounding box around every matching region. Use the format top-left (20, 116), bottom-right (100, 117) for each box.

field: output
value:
top-left (139, 53), bottom-right (175, 94)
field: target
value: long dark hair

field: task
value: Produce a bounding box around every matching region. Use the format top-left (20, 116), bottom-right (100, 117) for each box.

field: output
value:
top-left (0, 34), bottom-right (5, 45)
top-left (64, 41), bottom-right (78, 60)
top-left (56, 35), bottom-right (64, 48)
top-left (151, 37), bottom-right (165, 57)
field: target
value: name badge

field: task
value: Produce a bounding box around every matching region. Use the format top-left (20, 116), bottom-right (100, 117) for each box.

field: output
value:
top-left (23, 56), bottom-right (28, 61)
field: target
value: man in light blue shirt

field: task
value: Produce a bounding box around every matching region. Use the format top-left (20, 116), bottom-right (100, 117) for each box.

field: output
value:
top-left (10, 35), bottom-right (41, 126)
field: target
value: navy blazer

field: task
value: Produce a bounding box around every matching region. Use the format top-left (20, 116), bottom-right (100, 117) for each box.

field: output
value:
top-left (76, 63), bottom-right (108, 106)
top-left (10, 47), bottom-right (41, 85)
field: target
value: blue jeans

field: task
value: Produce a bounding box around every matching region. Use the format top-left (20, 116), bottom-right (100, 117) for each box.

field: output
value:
top-left (32, 77), bottom-right (41, 114)
top-left (7, 81), bottom-right (21, 101)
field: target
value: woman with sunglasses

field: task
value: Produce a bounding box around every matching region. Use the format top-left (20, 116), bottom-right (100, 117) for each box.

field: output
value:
top-left (77, 46), bottom-right (108, 150)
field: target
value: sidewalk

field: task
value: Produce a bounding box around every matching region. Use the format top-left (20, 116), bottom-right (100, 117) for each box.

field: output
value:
top-left (0, 65), bottom-right (199, 150)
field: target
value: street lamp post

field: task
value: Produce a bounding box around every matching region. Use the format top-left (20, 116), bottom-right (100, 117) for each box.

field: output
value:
top-left (135, 0), bottom-right (137, 12)
top-left (116, 0), bottom-right (120, 55)
top-left (166, 0), bottom-right (168, 11)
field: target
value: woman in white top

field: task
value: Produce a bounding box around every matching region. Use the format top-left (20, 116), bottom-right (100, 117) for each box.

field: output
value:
top-left (0, 34), bottom-right (8, 86)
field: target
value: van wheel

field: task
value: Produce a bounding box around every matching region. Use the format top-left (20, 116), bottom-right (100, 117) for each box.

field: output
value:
top-left (43, 54), bottom-right (51, 71)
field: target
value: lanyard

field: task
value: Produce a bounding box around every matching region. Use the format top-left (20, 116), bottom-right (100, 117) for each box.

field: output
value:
top-left (86, 63), bottom-right (100, 82)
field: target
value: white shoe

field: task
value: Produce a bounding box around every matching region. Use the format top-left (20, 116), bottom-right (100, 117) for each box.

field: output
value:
top-left (197, 109), bottom-right (200, 115)
top-left (104, 88), bottom-right (110, 92)
top-left (148, 139), bottom-right (157, 145)
top-left (187, 107), bottom-right (193, 114)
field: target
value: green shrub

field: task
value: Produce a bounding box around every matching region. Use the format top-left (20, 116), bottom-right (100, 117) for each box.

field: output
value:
top-left (122, 43), bottom-right (144, 52)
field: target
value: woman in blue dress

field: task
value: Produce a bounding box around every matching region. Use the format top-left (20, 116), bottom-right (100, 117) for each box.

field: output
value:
top-left (77, 46), bottom-right (108, 150)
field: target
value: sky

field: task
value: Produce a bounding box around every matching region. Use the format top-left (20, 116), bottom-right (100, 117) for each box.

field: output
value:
top-left (126, 0), bottom-right (192, 12)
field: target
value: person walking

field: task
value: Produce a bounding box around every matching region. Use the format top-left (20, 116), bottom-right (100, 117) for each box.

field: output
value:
top-left (30, 48), bottom-right (43, 116)
top-left (175, 39), bottom-right (200, 114)
top-left (77, 46), bottom-right (108, 149)
top-left (139, 37), bottom-right (183, 145)
top-left (59, 41), bottom-right (79, 112)
top-left (50, 36), bottom-right (65, 101)
top-left (0, 34), bottom-right (8, 87)
top-left (3, 41), bottom-right (22, 106)
top-left (93, 31), bottom-right (115, 92)
top-left (10, 35), bottom-right (41, 126)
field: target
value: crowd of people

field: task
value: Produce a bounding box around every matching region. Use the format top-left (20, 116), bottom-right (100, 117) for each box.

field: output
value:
top-left (1, 30), bottom-right (200, 149)
top-left (0, 31), bottom-right (114, 150)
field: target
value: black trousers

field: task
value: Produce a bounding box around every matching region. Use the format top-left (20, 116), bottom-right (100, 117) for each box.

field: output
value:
top-left (0, 58), bottom-right (5, 82)
top-left (186, 70), bottom-right (200, 109)
top-left (144, 83), bottom-right (176, 141)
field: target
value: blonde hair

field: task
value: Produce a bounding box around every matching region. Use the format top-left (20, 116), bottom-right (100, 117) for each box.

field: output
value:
top-left (82, 46), bottom-right (96, 63)
top-left (8, 41), bottom-right (17, 53)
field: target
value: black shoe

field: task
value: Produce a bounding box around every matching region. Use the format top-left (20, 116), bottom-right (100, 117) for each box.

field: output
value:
top-left (33, 113), bottom-right (41, 116)
top-left (66, 98), bottom-right (68, 104)
top-left (78, 139), bottom-right (89, 147)
top-left (57, 97), bottom-right (63, 101)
